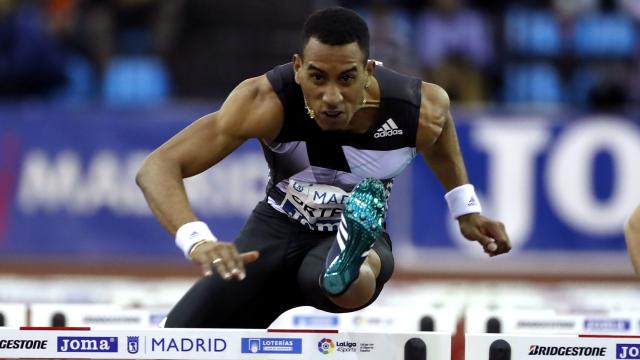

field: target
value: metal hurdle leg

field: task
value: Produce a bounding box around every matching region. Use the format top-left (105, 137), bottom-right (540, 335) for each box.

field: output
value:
top-left (488, 339), bottom-right (510, 360)
top-left (486, 317), bottom-right (501, 333)
top-left (467, 333), bottom-right (630, 360)
top-left (420, 316), bottom-right (435, 331)
top-left (51, 312), bottom-right (66, 327)
top-left (404, 337), bottom-right (427, 359)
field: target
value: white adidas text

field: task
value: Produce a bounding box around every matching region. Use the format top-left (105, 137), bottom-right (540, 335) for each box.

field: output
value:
top-left (374, 118), bottom-right (403, 138)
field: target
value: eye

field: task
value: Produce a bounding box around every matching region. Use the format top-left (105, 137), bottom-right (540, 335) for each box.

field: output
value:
top-left (310, 73), bottom-right (324, 81)
top-left (340, 74), bottom-right (356, 83)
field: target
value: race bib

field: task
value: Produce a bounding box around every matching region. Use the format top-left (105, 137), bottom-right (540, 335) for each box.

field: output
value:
top-left (280, 180), bottom-right (349, 232)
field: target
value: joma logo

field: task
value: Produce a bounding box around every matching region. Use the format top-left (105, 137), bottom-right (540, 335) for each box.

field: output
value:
top-left (57, 337), bottom-right (118, 352)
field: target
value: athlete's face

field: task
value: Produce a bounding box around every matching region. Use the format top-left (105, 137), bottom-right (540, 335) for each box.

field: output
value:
top-left (293, 37), bottom-right (373, 131)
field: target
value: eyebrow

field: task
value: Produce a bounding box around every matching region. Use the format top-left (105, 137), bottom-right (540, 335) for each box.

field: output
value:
top-left (307, 64), bottom-right (358, 75)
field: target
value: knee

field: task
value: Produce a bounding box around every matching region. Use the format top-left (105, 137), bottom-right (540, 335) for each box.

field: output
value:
top-left (328, 261), bottom-right (377, 310)
top-left (329, 247), bottom-right (392, 309)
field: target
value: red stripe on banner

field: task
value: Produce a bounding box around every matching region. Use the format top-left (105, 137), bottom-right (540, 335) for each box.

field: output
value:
top-left (20, 327), bottom-right (91, 331)
top-left (579, 334), bottom-right (640, 338)
top-left (268, 329), bottom-right (339, 333)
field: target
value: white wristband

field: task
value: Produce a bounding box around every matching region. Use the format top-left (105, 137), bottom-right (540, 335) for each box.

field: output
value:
top-left (175, 221), bottom-right (217, 259)
top-left (444, 184), bottom-right (482, 219)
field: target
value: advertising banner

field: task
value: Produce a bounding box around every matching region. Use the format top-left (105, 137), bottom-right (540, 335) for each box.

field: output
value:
top-left (466, 333), bottom-right (640, 360)
top-left (0, 328), bottom-right (451, 359)
top-left (1, 104), bottom-right (638, 274)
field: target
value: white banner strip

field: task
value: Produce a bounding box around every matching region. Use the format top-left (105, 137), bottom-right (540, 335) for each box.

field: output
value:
top-left (466, 333), bottom-right (640, 360)
top-left (465, 307), bottom-right (640, 334)
top-left (0, 328), bottom-right (450, 359)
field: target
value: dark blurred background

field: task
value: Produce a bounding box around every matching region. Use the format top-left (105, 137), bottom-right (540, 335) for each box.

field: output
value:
top-left (1, 0), bottom-right (638, 110)
top-left (0, 2), bottom-right (639, 347)
top-left (0, 0), bottom-right (639, 279)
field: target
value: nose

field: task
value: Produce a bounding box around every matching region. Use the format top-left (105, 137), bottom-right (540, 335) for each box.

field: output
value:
top-left (322, 85), bottom-right (343, 108)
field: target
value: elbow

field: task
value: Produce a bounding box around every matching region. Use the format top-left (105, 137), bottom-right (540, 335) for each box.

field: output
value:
top-left (625, 213), bottom-right (640, 276)
top-left (626, 216), bottom-right (639, 240)
top-left (136, 152), bottom-right (161, 190)
top-left (135, 156), bottom-right (151, 190)
top-left (136, 150), bottom-right (183, 189)
top-left (626, 208), bottom-right (640, 235)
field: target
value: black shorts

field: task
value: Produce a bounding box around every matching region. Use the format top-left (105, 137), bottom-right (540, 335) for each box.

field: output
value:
top-left (164, 200), bottom-right (394, 329)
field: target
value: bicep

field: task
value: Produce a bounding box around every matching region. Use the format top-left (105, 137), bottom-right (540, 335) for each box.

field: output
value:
top-left (416, 82), bottom-right (451, 155)
top-left (626, 207), bottom-right (640, 240)
top-left (625, 206), bottom-right (640, 274)
top-left (153, 76), bottom-right (281, 178)
top-left (154, 112), bottom-right (245, 177)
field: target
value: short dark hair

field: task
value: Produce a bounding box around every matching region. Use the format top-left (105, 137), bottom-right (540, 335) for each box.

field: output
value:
top-left (301, 7), bottom-right (370, 64)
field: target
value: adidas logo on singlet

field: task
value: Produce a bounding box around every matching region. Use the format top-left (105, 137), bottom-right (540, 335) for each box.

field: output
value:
top-left (374, 118), bottom-right (403, 138)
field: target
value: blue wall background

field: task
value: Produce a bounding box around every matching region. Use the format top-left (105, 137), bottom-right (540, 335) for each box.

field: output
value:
top-left (1, 104), bottom-right (639, 273)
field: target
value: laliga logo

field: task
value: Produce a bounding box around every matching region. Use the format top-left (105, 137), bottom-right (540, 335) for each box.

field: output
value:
top-left (317, 338), bottom-right (334, 355)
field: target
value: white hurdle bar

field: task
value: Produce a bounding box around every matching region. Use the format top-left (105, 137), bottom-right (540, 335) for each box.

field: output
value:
top-left (271, 304), bottom-right (459, 333)
top-left (29, 303), bottom-right (163, 328)
top-left (465, 305), bottom-right (640, 334)
top-left (466, 333), bottom-right (640, 360)
top-left (0, 327), bottom-right (451, 359)
top-left (0, 304), bottom-right (27, 328)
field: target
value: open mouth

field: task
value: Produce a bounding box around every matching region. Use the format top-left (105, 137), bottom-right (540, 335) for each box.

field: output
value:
top-left (322, 110), bottom-right (342, 119)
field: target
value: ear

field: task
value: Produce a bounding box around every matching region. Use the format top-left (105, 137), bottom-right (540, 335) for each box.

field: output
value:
top-left (293, 54), bottom-right (302, 84)
top-left (365, 59), bottom-right (375, 78)
top-left (364, 59), bottom-right (375, 88)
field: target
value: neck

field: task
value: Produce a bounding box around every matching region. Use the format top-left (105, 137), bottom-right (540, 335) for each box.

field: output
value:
top-left (349, 77), bottom-right (380, 134)
top-left (348, 76), bottom-right (381, 133)
top-left (363, 76), bottom-right (381, 107)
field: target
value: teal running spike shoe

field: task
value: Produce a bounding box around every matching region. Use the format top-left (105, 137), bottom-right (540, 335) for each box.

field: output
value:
top-left (321, 177), bottom-right (387, 296)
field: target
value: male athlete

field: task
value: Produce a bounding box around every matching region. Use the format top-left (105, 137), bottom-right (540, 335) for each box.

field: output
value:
top-left (136, 7), bottom-right (511, 328)
top-left (625, 205), bottom-right (640, 275)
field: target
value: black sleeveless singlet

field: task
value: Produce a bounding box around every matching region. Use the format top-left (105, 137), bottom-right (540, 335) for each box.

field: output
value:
top-left (264, 62), bottom-right (422, 231)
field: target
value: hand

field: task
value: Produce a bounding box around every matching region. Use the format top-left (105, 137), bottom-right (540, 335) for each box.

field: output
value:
top-left (457, 213), bottom-right (511, 257)
top-left (189, 241), bottom-right (260, 279)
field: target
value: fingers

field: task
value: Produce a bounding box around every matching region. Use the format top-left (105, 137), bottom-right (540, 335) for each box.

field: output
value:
top-left (462, 218), bottom-right (511, 257)
top-left (201, 263), bottom-right (214, 277)
top-left (484, 221), bottom-right (511, 256)
top-left (213, 245), bottom-right (243, 280)
top-left (470, 229), bottom-right (499, 255)
top-left (213, 250), bottom-right (260, 279)
top-left (191, 243), bottom-right (258, 280)
top-left (240, 251), bottom-right (260, 264)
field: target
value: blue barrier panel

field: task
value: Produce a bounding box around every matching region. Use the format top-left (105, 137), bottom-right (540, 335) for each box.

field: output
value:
top-left (0, 102), bottom-right (264, 257)
top-left (1, 104), bottom-right (639, 272)
top-left (410, 115), bottom-right (640, 253)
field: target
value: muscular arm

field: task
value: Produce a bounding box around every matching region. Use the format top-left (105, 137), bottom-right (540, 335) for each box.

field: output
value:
top-left (625, 205), bottom-right (640, 275)
top-left (416, 82), bottom-right (510, 256)
top-left (136, 75), bottom-right (283, 235)
top-left (415, 82), bottom-right (468, 191)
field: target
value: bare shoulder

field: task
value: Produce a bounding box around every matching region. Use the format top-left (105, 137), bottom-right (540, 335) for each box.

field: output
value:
top-left (219, 75), bottom-right (283, 141)
top-left (229, 75), bottom-right (278, 103)
top-left (420, 82), bottom-right (451, 118)
top-left (416, 82), bottom-right (451, 148)
top-left (627, 206), bottom-right (640, 230)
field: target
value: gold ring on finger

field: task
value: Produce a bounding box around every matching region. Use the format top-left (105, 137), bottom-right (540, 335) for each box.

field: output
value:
top-left (212, 258), bottom-right (223, 265)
